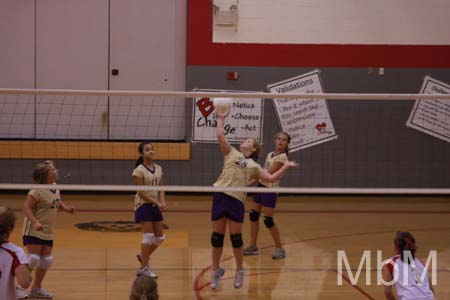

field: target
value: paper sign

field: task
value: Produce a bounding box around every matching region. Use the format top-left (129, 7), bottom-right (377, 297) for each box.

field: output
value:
top-left (267, 70), bottom-right (337, 152)
top-left (192, 89), bottom-right (264, 143)
top-left (406, 76), bottom-right (450, 143)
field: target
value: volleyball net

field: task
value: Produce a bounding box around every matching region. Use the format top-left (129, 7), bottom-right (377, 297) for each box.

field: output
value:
top-left (1, 88), bottom-right (449, 194)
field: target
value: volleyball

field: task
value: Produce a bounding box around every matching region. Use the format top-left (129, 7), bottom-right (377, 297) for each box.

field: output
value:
top-left (213, 97), bottom-right (232, 113)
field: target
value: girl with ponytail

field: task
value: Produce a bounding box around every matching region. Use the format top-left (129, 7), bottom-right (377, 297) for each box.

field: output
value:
top-left (382, 231), bottom-right (435, 300)
top-left (210, 111), bottom-right (297, 290)
top-left (133, 142), bottom-right (166, 279)
top-left (243, 132), bottom-right (292, 259)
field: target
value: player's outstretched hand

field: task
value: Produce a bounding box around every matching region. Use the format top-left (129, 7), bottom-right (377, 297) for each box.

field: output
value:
top-left (285, 160), bottom-right (299, 168)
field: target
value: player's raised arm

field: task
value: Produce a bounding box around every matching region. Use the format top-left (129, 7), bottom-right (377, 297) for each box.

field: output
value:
top-left (216, 110), bottom-right (231, 156)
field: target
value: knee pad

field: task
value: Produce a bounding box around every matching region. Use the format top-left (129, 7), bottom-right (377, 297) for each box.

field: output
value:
top-left (27, 254), bottom-right (40, 270)
top-left (249, 209), bottom-right (260, 222)
top-left (264, 216), bottom-right (275, 228)
top-left (153, 234), bottom-right (165, 245)
top-left (210, 232), bottom-right (225, 248)
top-left (230, 233), bottom-right (243, 248)
top-left (142, 233), bottom-right (155, 245)
top-left (38, 255), bottom-right (53, 270)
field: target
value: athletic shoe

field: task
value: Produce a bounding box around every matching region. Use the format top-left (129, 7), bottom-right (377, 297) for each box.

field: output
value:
top-left (210, 267), bottom-right (225, 289)
top-left (136, 266), bottom-right (158, 278)
top-left (29, 288), bottom-right (53, 299)
top-left (136, 254), bottom-right (158, 278)
top-left (243, 245), bottom-right (259, 256)
top-left (16, 286), bottom-right (28, 299)
top-left (234, 269), bottom-right (245, 289)
top-left (272, 247), bottom-right (286, 259)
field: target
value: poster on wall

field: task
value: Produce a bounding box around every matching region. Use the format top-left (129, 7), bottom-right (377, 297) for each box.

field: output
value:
top-left (267, 70), bottom-right (337, 153)
top-left (192, 89), bottom-right (264, 143)
top-left (406, 76), bottom-right (450, 143)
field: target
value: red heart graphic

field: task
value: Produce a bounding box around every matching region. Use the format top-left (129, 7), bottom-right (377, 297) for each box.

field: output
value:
top-left (315, 122), bottom-right (327, 131)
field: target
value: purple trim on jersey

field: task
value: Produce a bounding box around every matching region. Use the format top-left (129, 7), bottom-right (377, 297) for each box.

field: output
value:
top-left (23, 235), bottom-right (53, 247)
top-left (135, 203), bottom-right (164, 223)
top-left (211, 192), bottom-right (245, 223)
top-left (141, 163), bottom-right (155, 174)
top-left (253, 183), bottom-right (278, 208)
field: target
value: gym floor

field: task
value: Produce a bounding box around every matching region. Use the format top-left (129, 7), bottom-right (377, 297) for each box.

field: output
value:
top-left (2, 193), bottom-right (449, 300)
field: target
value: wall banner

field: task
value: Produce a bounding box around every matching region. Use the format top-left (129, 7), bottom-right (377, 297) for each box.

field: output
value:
top-left (406, 76), bottom-right (450, 143)
top-left (192, 89), bottom-right (264, 143)
top-left (267, 70), bottom-right (337, 153)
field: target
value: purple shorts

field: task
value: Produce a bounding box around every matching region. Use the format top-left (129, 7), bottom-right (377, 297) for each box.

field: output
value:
top-left (135, 203), bottom-right (164, 223)
top-left (23, 235), bottom-right (53, 247)
top-left (211, 192), bottom-right (245, 223)
top-left (253, 183), bottom-right (278, 208)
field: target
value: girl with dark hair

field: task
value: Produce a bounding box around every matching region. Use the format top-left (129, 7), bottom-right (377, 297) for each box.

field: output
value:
top-left (243, 132), bottom-right (291, 259)
top-left (133, 142), bottom-right (166, 279)
top-left (1, 207), bottom-right (32, 300)
top-left (382, 231), bottom-right (435, 300)
top-left (210, 111), bottom-right (297, 290)
top-left (20, 160), bottom-right (75, 299)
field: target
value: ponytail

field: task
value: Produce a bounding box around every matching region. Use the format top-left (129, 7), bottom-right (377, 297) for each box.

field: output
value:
top-left (135, 156), bottom-right (144, 168)
top-left (249, 139), bottom-right (261, 162)
top-left (394, 231), bottom-right (417, 263)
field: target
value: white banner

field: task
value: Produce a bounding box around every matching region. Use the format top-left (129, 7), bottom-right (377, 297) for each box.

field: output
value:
top-left (406, 76), bottom-right (450, 143)
top-left (192, 89), bottom-right (264, 143)
top-left (267, 70), bottom-right (337, 152)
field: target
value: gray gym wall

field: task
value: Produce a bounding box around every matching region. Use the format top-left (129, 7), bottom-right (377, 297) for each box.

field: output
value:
top-left (186, 66), bottom-right (450, 189)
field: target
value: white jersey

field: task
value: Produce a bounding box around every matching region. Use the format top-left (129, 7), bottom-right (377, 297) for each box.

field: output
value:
top-left (389, 255), bottom-right (434, 300)
top-left (0, 242), bottom-right (28, 300)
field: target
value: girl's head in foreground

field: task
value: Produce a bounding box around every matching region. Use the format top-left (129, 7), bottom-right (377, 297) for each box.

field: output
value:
top-left (129, 275), bottom-right (158, 300)
top-left (0, 206), bottom-right (17, 243)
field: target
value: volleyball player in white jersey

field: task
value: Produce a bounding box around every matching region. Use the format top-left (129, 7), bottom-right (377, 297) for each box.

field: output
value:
top-left (21, 160), bottom-right (75, 299)
top-left (210, 110), bottom-right (297, 290)
top-left (382, 231), bottom-right (435, 300)
top-left (133, 142), bottom-right (166, 279)
top-left (243, 132), bottom-right (290, 259)
top-left (1, 207), bottom-right (32, 300)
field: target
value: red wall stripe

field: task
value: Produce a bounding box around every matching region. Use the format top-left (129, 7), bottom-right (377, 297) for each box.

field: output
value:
top-left (187, 0), bottom-right (450, 68)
